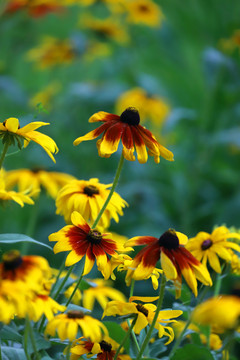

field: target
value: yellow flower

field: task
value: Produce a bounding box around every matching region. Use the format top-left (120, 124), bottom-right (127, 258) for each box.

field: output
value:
top-left (186, 226), bottom-right (240, 273)
top-left (230, 251), bottom-right (240, 275)
top-left (55, 178), bottom-right (128, 229)
top-left (45, 311), bottom-right (108, 341)
top-left (219, 29), bottom-right (240, 53)
top-left (80, 15), bottom-right (129, 44)
top-left (27, 36), bottom-right (75, 69)
top-left (29, 82), bottom-right (61, 109)
top-left (0, 170), bottom-right (35, 207)
top-left (6, 168), bottom-right (75, 199)
top-left (73, 108), bottom-right (174, 164)
top-left (115, 88), bottom-right (170, 127)
top-left (83, 40), bottom-right (112, 62)
top-left (103, 296), bottom-right (182, 343)
top-left (70, 336), bottom-right (131, 360)
top-left (124, 229), bottom-right (212, 298)
top-left (124, 0), bottom-right (163, 27)
top-left (49, 211), bottom-right (121, 279)
top-left (192, 295), bottom-right (240, 334)
top-left (0, 117), bottom-right (58, 162)
top-left (27, 294), bottom-right (66, 322)
top-left (82, 278), bottom-right (126, 310)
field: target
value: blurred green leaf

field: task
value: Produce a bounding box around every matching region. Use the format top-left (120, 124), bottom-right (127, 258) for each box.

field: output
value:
top-left (171, 344), bottom-right (214, 360)
top-left (23, 330), bottom-right (51, 354)
top-left (0, 234), bottom-right (53, 251)
top-left (0, 325), bottom-right (22, 342)
top-left (1, 347), bottom-right (26, 360)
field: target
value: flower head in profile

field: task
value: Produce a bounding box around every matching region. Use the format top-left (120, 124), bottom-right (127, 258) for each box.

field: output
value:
top-left (103, 296), bottom-right (182, 343)
top-left (70, 336), bottom-right (131, 360)
top-left (45, 310), bottom-right (108, 341)
top-left (55, 178), bottom-right (127, 229)
top-left (124, 229), bottom-right (212, 298)
top-left (49, 211), bottom-right (121, 279)
top-left (186, 226), bottom-right (240, 273)
top-left (74, 107), bottom-right (174, 164)
top-left (0, 117), bottom-right (58, 162)
top-left (6, 168), bottom-right (75, 199)
top-left (192, 295), bottom-right (240, 334)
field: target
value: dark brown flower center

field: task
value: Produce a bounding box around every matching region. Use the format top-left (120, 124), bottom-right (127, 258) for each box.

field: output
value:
top-left (86, 229), bottom-right (102, 244)
top-left (158, 229), bottom-right (179, 249)
top-left (2, 250), bottom-right (23, 270)
top-left (100, 340), bottom-right (112, 352)
top-left (201, 239), bottom-right (213, 250)
top-left (120, 107), bottom-right (140, 126)
top-left (139, 5), bottom-right (149, 13)
top-left (136, 304), bottom-right (148, 317)
top-left (83, 185), bottom-right (99, 196)
top-left (67, 310), bottom-right (85, 319)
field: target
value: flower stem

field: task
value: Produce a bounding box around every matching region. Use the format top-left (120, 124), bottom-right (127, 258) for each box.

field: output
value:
top-left (26, 317), bottom-right (41, 360)
top-left (92, 152), bottom-right (124, 229)
top-left (169, 315), bottom-right (192, 358)
top-left (23, 320), bottom-right (31, 360)
top-left (127, 280), bottom-right (140, 353)
top-left (135, 275), bottom-right (167, 360)
top-left (0, 141), bottom-right (10, 169)
top-left (114, 316), bottom-right (137, 360)
top-left (65, 260), bottom-right (85, 306)
top-left (52, 264), bottom-right (75, 300)
top-left (50, 258), bottom-right (66, 296)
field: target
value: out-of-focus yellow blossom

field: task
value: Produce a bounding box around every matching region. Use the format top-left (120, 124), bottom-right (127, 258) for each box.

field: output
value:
top-left (230, 251), bottom-right (240, 275)
top-left (116, 87), bottom-right (170, 126)
top-left (29, 82), bottom-right (61, 110)
top-left (186, 226), bottom-right (240, 273)
top-left (0, 117), bottom-right (58, 162)
top-left (5, 168), bottom-right (75, 199)
top-left (124, 0), bottom-right (163, 27)
top-left (80, 16), bottom-right (129, 44)
top-left (192, 295), bottom-right (240, 334)
top-left (82, 278), bottom-right (126, 310)
top-left (45, 310), bottom-right (108, 341)
top-left (83, 41), bottom-right (112, 62)
top-left (103, 296), bottom-right (182, 343)
top-left (27, 294), bottom-right (66, 321)
top-left (219, 30), bottom-right (240, 53)
top-left (0, 170), bottom-right (35, 207)
top-left (27, 36), bottom-right (76, 69)
top-left (173, 320), bottom-right (223, 351)
top-left (55, 178), bottom-right (128, 229)
top-left (70, 336), bottom-right (131, 360)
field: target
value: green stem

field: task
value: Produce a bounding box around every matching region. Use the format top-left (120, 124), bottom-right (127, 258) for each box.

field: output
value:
top-left (50, 259), bottom-right (66, 296)
top-left (21, 198), bottom-right (40, 254)
top-left (135, 275), bottom-right (167, 360)
top-left (65, 260), bottom-right (85, 306)
top-left (169, 315), bottom-right (192, 358)
top-left (26, 317), bottom-right (41, 360)
top-left (129, 280), bottom-right (135, 298)
top-left (0, 141), bottom-right (10, 169)
top-left (127, 280), bottom-right (140, 353)
top-left (23, 318), bottom-right (33, 360)
top-left (92, 152), bottom-right (124, 229)
top-left (114, 316), bottom-right (137, 360)
top-left (52, 264), bottom-right (75, 300)
top-left (214, 273), bottom-right (222, 297)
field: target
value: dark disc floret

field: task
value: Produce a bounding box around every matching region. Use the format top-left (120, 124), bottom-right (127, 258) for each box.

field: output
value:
top-left (136, 304), bottom-right (149, 317)
top-left (2, 250), bottom-right (23, 270)
top-left (83, 185), bottom-right (100, 196)
top-left (201, 239), bottom-right (213, 250)
top-left (100, 340), bottom-right (112, 352)
top-left (67, 310), bottom-right (85, 319)
top-left (158, 229), bottom-right (179, 249)
top-left (86, 229), bottom-right (102, 244)
top-left (120, 107), bottom-right (140, 126)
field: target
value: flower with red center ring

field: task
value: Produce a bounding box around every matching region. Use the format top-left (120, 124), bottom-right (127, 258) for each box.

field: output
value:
top-left (73, 107), bottom-right (174, 164)
top-left (124, 229), bottom-right (212, 298)
top-left (70, 336), bottom-right (131, 360)
top-left (45, 310), bottom-right (108, 342)
top-left (49, 211), bottom-right (121, 279)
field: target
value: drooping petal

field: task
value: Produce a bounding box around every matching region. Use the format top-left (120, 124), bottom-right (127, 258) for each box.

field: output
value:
top-left (134, 312), bottom-right (149, 334)
top-left (131, 126), bottom-right (148, 163)
top-left (207, 251), bottom-right (221, 273)
top-left (71, 211), bottom-right (89, 229)
top-left (19, 121), bottom-right (49, 133)
top-left (65, 250), bottom-right (84, 266)
top-left (98, 122), bottom-right (124, 155)
top-left (161, 251), bottom-right (177, 279)
top-left (89, 112), bottom-right (120, 123)
top-left (125, 236), bottom-right (157, 247)
top-left (181, 266), bottom-right (198, 297)
top-left (73, 122), bottom-right (111, 146)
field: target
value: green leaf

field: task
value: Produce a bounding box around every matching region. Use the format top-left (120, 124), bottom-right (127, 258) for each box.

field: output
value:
top-left (0, 325), bottom-right (22, 342)
top-left (103, 321), bottom-right (130, 352)
top-left (1, 347), bottom-right (27, 360)
top-left (0, 234), bottom-right (53, 251)
top-left (171, 344), bottom-right (215, 360)
top-left (23, 331), bottom-right (51, 354)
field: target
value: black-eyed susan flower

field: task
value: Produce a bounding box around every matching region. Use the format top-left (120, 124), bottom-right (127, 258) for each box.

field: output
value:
top-left (124, 229), bottom-right (212, 298)
top-left (0, 250), bottom-right (51, 291)
top-left (73, 107), bottom-right (174, 164)
top-left (5, 0), bottom-right (62, 17)
top-left (27, 36), bottom-right (75, 69)
top-left (45, 310), bottom-right (108, 341)
top-left (6, 168), bottom-right (75, 199)
top-left (0, 170), bottom-right (35, 207)
top-left (55, 178), bottom-right (127, 229)
top-left (70, 336), bottom-right (131, 360)
top-left (192, 295), bottom-right (240, 334)
top-left (124, 0), bottom-right (163, 27)
top-left (27, 294), bottom-right (66, 322)
top-left (186, 226), bottom-right (240, 274)
top-left (103, 296), bottom-right (182, 343)
top-left (0, 117), bottom-right (58, 162)
top-left (49, 211), bottom-right (121, 279)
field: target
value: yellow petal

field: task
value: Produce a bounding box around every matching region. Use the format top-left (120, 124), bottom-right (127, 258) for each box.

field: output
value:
top-left (161, 252), bottom-right (177, 279)
top-left (4, 117), bottom-right (20, 132)
top-left (181, 267), bottom-right (198, 297)
top-left (71, 211), bottom-right (88, 228)
top-left (134, 313), bottom-right (149, 334)
top-left (176, 231), bottom-right (188, 245)
top-left (65, 251), bottom-right (84, 266)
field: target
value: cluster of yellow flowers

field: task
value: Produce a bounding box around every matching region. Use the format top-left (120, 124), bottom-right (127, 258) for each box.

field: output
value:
top-left (0, 106), bottom-right (240, 359)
